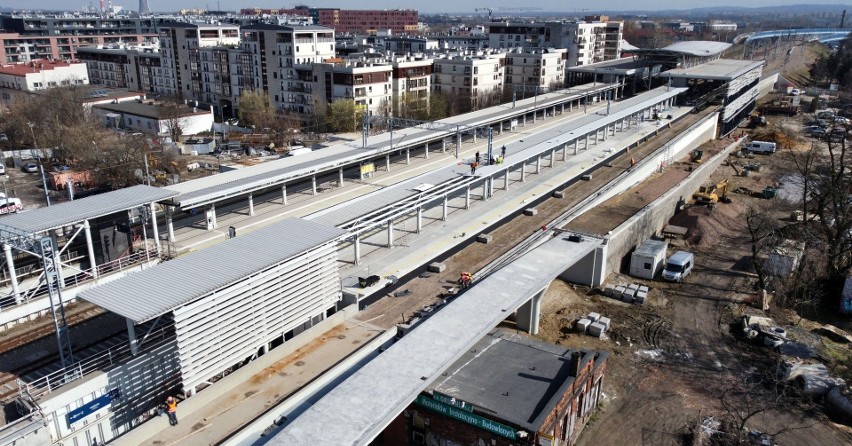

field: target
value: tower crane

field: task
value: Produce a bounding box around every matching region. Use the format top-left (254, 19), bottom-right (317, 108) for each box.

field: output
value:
top-left (474, 8), bottom-right (493, 20)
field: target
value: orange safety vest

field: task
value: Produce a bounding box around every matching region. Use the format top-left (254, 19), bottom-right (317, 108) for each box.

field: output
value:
top-left (166, 400), bottom-right (177, 413)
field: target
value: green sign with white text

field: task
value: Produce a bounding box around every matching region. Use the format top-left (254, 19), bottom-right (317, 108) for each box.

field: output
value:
top-left (414, 395), bottom-right (517, 440)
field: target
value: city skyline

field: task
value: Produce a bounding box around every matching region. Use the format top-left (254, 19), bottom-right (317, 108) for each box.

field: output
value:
top-left (1, 0), bottom-right (850, 14)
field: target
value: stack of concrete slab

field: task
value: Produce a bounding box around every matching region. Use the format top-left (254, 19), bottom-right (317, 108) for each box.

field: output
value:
top-left (587, 312), bottom-right (601, 323)
top-left (588, 322), bottom-right (607, 338)
top-left (598, 317), bottom-right (611, 331)
top-left (603, 282), bottom-right (650, 305)
top-left (576, 318), bottom-right (592, 334)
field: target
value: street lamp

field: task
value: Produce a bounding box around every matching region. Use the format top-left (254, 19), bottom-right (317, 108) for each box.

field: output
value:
top-left (27, 122), bottom-right (50, 206)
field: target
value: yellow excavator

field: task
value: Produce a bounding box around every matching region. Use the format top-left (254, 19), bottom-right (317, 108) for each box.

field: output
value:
top-left (693, 179), bottom-right (730, 207)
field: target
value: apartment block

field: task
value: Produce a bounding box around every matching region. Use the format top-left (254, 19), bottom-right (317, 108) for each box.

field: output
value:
top-left (311, 59), bottom-right (393, 116)
top-left (240, 24), bottom-right (335, 116)
top-left (0, 13), bottom-right (159, 63)
top-left (76, 45), bottom-right (166, 94)
top-left (391, 55), bottom-right (432, 115)
top-left (384, 37), bottom-right (438, 55)
top-left (488, 19), bottom-right (623, 67)
top-left (504, 48), bottom-right (566, 92)
top-left (432, 51), bottom-right (505, 111)
top-left (313, 9), bottom-right (418, 34)
top-left (157, 22), bottom-right (240, 97)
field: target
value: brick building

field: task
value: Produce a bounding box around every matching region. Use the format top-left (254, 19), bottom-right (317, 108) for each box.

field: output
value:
top-left (240, 8), bottom-right (418, 34)
top-left (380, 329), bottom-right (608, 446)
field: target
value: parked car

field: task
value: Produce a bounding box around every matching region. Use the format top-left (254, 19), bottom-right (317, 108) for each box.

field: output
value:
top-left (0, 133), bottom-right (8, 142)
top-left (0, 163), bottom-right (5, 175)
top-left (790, 88), bottom-right (801, 96)
top-left (21, 163), bottom-right (39, 173)
top-left (808, 128), bottom-right (827, 138)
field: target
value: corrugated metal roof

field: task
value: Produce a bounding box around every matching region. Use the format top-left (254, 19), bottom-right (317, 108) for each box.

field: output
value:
top-left (308, 86), bottom-right (687, 228)
top-left (77, 218), bottom-right (346, 324)
top-left (661, 41), bottom-right (732, 57)
top-left (661, 59), bottom-right (763, 81)
top-left (164, 83), bottom-right (620, 209)
top-left (0, 185), bottom-right (177, 235)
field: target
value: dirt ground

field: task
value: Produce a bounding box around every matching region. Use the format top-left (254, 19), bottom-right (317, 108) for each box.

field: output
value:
top-left (529, 110), bottom-right (852, 445)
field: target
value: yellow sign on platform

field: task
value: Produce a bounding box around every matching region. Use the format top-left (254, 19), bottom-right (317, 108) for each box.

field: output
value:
top-left (360, 163), bottom-right (375, 175)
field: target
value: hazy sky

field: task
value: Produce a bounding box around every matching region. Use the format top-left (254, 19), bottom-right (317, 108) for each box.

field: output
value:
top-left (3, 0), bottom-right (851, 14)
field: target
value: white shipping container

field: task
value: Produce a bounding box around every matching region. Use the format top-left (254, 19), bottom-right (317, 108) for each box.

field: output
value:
top-left (629, 240), bottom-right (668, 280)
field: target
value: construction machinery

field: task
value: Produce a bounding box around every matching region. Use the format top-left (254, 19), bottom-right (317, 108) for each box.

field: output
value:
top-left (693, 178), bottom-right (731, 207)
top-left (691, 149), bottom-right (704, 163)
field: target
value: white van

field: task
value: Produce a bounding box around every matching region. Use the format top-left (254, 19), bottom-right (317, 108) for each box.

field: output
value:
top-left (662, 251), bottom-right (694, 282)
top-left (743, 141), bottom-right (777, 154)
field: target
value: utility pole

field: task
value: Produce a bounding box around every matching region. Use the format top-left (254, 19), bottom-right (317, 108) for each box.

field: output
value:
top-left (28, 122), bottom-right (50, 206)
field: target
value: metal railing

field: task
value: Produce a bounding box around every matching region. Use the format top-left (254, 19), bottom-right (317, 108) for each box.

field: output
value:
top-left (17, 322), bottom-right (175, 400)
top-left (0, 247), bottom-right (160, 310)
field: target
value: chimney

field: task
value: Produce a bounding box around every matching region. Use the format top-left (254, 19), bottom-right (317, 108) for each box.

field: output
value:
top-left (569, 351), bottom-right (582, 376)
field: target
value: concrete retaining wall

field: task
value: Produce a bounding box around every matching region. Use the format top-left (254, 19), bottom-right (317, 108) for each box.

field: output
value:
top-left (603, 137), bottom-right (745, 279)
top-left (758, 73), bottom-right (780, 98)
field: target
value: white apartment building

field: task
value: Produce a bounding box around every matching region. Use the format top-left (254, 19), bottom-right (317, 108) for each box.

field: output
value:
top-left (488, 19), bottom-right (623, 67)
top-left (241, 24), bottom-right (335, 116)
top-left (311, 59), bottom-right (392, 116)
top-left (504, 48), bottom-right (566, 92)
top-left (0, 59), bottom-right (88, 91)
top-left (432, 51), bottom-right (505, 111)
top-left (391, 54), bottom-right (432, 116)
top-left (157, 22), bottom-right (240, 97)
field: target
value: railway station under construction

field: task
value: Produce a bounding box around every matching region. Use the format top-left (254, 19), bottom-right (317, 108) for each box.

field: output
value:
top-left (0, 43), bottom-right (780, 446)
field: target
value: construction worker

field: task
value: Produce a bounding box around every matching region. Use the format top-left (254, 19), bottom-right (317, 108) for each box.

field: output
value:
top-left (630, 157), bottom-right (636, 167)
top-left (496, 155), bottom-right (503, 165)
top-left (459, 272), bottom-right (473, 289)
top-left (501, 145), bottom-right (506, 159)
top-left (165, 396), bottom-right (178, 426)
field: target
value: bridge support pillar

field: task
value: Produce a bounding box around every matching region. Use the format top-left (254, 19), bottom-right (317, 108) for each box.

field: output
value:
top-left (442, 138), bottom-right (447, 153)
top-left (406, 148), bottom-right (410, 165)
top-left (522, 114), bottom-right (526, 127)
top-left (416, 206), bottom-right (423, 233)
top-left (585, 134), bottom-right (590, 150)
top-left (83, 220), bottom-right (99, 279)
top-left (487, 176), bottom-right (494, 198)
top-left (282, 185), bottom-right (288, 206)
top-left (166, 207), bottom-right (176, 243)
top-left (504, 168), bottom-right (510, 190)
top-left (247, 193), bottom-right (255, 216)
top-left (535, 155), bottom-right (541, 174)
top-left (442, 196), bottom-right (448, 221)
top-left (465, 186), bottom-right (471, 210)
top-left (387, 220), bottom-right (394, 248)
top-left (339, 168), bottom-right (344, 187)
top-left (149, 203), bottom-right (160, 255)
top-left (4, 243), bottom-right (20, 302)
top-left (353, 234), bottom-right (361, 265)
top-left (51, 230), bottom-right (64, 288)
top-left (424, 143), bottom-right (429, 160)
top-left (561, 103), bottom-right (565, 114)
top-left (386, 154), bottom-right (391, 171)
top-left (520, 162), bottom-right (526, 182)
top-left (482, 180), bottom-right (488, 201)
top-left (549, 149), bottom-right (555, 167)
top-left (127, 318), bottom-right (138, 356)
top-left (206, 204), bottom-right (218, 230)
top-left (516, 287), bottom-right (546, 335)
top-left (498, 122), bottom-right (503, 135)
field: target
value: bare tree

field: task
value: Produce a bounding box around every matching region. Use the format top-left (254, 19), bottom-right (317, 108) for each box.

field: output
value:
top-left (158, 98), bottom-right (191, 143)
top-left (744, 204), bottom-right (781, 291)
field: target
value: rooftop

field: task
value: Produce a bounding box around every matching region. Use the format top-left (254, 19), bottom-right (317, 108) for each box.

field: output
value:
top-left (659, 41), bottom-right (732, 57)
top-left (0, 185), bottom-right (176, 236)
top-left (430, 329), bottom-right (605, 431)
top-left (0, 59), bottom-right (79, 76)
top-left (92, 101), bottom-right (211, 120)
top-left (78, 218), bottom-right (345, 324)
top-left (660, 59), bottom-right (765, 81)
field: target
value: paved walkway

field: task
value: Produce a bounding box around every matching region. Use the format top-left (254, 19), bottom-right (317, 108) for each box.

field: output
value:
top-left (114, 319), bottom-right (387, 446)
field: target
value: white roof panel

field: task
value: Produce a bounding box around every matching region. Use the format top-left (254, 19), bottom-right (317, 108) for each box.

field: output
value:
top-left (0, 185), bottom-right (177, 235)
top-left (661, 59), bottom-right (764, 81)
top-left (78, 218), bottom-right (346, 324)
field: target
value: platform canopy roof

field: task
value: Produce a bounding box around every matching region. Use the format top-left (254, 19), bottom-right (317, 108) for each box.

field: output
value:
top-left (660, 59), bottom-right (765, 81)
top-left (78, 218), bottom-right (345, 324)
top-left (0, 185), bottom-right (177, 238)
